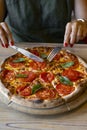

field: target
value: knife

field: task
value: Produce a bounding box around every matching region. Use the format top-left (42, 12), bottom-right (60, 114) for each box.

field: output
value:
top-left (10, 45), bottom-right (44, 62)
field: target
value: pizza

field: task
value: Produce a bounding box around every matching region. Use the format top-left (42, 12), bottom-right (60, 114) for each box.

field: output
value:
top-left (0, 47), bottom-right (87, 109)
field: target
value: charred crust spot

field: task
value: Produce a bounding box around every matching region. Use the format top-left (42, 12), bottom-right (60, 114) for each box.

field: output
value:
top-left (33, 99), bottom-right (44, 104)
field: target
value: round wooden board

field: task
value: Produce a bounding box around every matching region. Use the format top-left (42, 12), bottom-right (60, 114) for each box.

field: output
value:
top-left (0, 44), bottom-right (87, 115)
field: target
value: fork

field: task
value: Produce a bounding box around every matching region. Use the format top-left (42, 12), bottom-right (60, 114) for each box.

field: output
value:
top-left (47, 47), bottom-right (61, 62)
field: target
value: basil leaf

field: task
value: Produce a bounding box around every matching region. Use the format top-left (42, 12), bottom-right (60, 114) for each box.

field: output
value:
top-left (13, 58), bottom-right (26, 63)
top-left (61, 61), bottom-right (74, 68)
top-left (59, 76), bottom-right (73, 86)
top-left (16, 74), bottom-right (28, 78)
top-left (32, 83), bottom-right (42, 94)
top-left (40, 53), bottom-right (47, 59)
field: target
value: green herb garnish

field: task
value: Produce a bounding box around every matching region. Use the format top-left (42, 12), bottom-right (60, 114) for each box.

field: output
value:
top-left (59, 76), bottom-right (73, 86)
top-left (13, 58), bottom-right (26, 63)
top-left (40, 53), bottom-right (47, 59)
top-left (32, 83), bottom-right (42, 94)
top-left (61, 61), bottom-right (74, 68)
top-left (16, 74), bottom-right (28, 78)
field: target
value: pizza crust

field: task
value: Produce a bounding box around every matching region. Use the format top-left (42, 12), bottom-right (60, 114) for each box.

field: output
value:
top-left (10, 95), bottom-right (65, 108)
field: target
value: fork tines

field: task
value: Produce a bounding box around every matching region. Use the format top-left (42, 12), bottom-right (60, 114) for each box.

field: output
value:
top-left (47, 47), bottom-right (61, 62)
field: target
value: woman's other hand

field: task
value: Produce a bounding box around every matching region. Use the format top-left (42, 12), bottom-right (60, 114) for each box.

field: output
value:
top-left (64, 19), bottom-right (87, 47)
top-left (0, 22), bottom-right (14, 48)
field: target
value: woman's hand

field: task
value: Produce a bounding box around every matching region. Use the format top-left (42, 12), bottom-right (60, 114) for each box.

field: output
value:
top-left (0, 22), bottom-right (14, 48)
top-left (64, 19), bottom-right (87, 47)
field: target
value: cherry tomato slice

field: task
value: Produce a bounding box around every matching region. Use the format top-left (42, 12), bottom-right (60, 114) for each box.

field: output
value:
top-left (29, 61), bottom-right (38, 70)
top-left (56, 83), bottom-right (75, 96)
top-left (40, 72), bottom-right (54, 82)
top-left (19, 86), bottom-right (32, 97)
top-left (5, 70), bottom-right (15, 81)
top-left (16, 86), bottom-right (26, 93)
top-left (36, 88), bottom-right (57, 100)
top-left (54, 53), bottom-right (61, 60)
top-left (0, 69), bottom-right (9, 78)
top-left (62, 69), bottom-right (83, 81)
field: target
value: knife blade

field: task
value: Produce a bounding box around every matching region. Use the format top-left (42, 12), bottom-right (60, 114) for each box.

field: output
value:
top-left (10, 45), bottom-right (44, 62)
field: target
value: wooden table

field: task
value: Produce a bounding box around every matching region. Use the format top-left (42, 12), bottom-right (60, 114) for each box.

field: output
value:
top-left (0, 43), bottom-right (87, 130)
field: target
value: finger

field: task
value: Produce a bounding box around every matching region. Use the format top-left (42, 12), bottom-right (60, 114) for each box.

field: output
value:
top-left (0, 24), bottom-right (8, 48)
top-left (63, 22), bottom-right (72, 47)
top-left (1, 22), bottom-right (14, 46)
top-left (70, 22), bottom-right (78, 45)
top-left (76, 25), bottom-right (83, 42)
top-left (0, 39), bottom-right (4, 47)
top-left (82, 28), bottom-right (87, 39)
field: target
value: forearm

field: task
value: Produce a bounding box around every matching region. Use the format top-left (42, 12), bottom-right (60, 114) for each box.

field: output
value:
top-left (74, 0), bottom-right (87, 19)
top-left (0, 0), bottom-right (6, 22)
